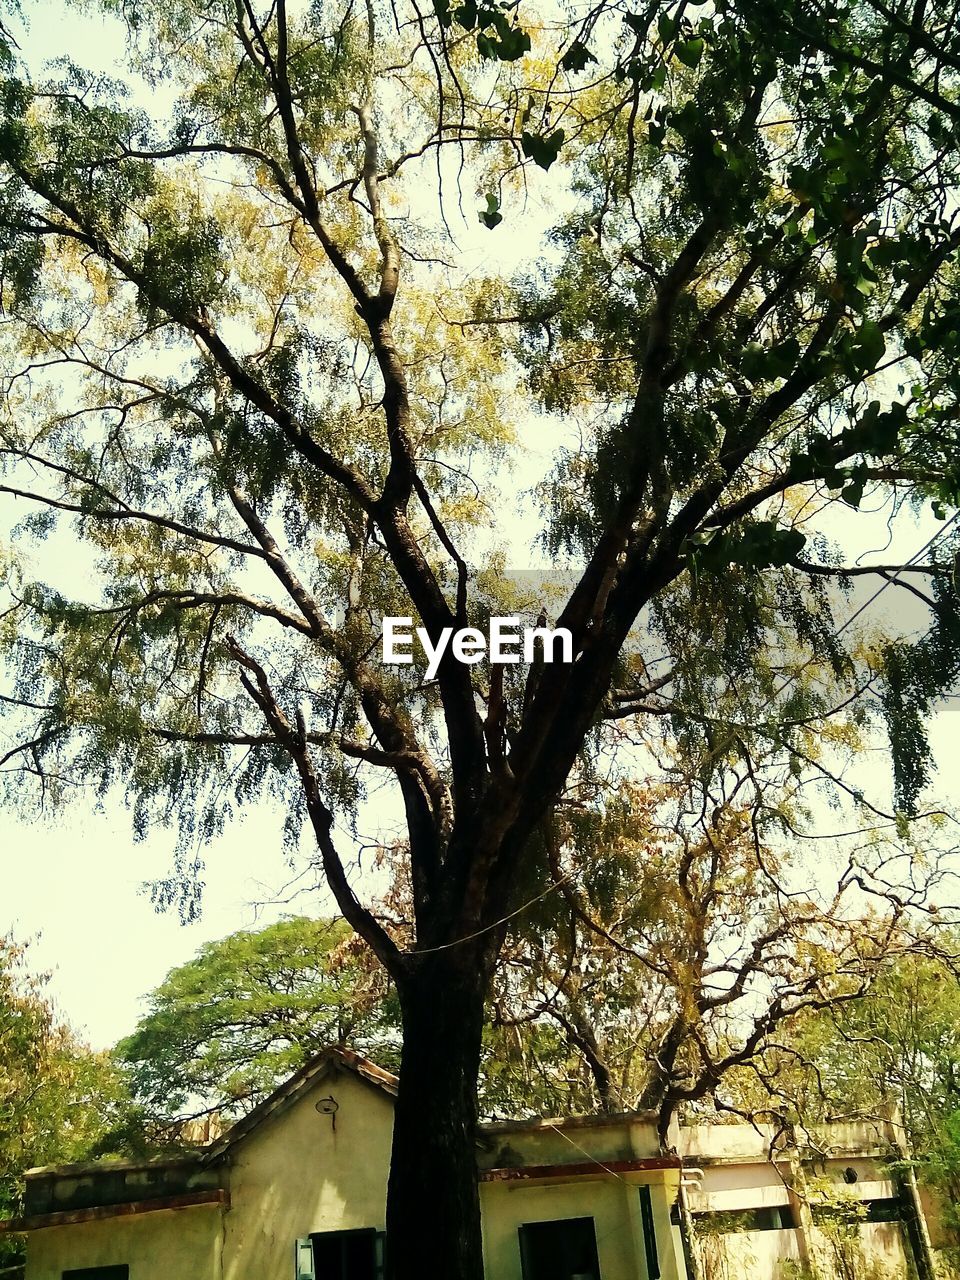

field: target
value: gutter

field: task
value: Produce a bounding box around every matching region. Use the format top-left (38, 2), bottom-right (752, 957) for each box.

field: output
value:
top-left (480, 1156), bottom-right (682, 1182)
top-left (0, 1189), bottom-right (229, 1234)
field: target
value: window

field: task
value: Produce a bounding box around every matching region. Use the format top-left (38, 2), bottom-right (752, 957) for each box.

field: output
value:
top-left (810, 1199), bottom-right (901, 1226)
top-left (309, 1228), bottom-right (385, 1280)
top-left (62, 1270), bottom-right (129, 1280)
top-left (694, 1205), bottom-right (796, 1232)
top-left (518, 1216), bottom-right (601, 1280)
top-left (864, 1199), bottom-right (901, 1224)
top-left (638, 1186), bottom-right (660, 1279)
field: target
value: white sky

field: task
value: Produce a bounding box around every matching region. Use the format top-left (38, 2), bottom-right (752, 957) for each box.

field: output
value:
top-left (2, 0), bottom-right (958, 1052)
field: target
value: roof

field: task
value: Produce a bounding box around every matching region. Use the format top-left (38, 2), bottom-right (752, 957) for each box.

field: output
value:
top-left (0, 1049), bottom-right (399, 1234)
top-left (11, 1049), bottom-right (675, 1228)
top-left (480, 1108), bottom-right (661, 1138)
top-left (199, 1045), bottom-right (398, 1164)
top-left (161, 1044), bottom-right (665, 1167)
top-left (17, 1047), bottom-right (396, 1186)
top-left (23, 1045), bottom-right (671, 1184)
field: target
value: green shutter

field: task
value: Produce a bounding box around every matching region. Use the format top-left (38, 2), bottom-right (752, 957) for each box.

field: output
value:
top-left (296, 1237), bottom-right (316, 1280)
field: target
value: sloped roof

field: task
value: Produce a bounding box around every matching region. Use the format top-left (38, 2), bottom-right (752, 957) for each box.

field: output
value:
top-left (18, 1046), bottom-right (396, 1186)
top-left (5, 1047), bottom-right (685, 1232)
top-left (18, 1043), bottom-right (670, 1207)
top-left (199, 1045), bottom-right (398, 1164)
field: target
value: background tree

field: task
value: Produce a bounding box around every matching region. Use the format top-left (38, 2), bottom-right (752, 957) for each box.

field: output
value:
top-left (117, 916), bottom-right (400, 1130)
top-left (0, 935), bottom-right (127, 1279)
top-left (738, 941), bottom-right (960, 1228)
top-left (483, 742), bottom-right (957, 1130)
top-left (3, 0), bottom-right (960, 1274)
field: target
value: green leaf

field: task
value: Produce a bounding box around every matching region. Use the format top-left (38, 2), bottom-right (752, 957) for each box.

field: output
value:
top-left (849, 318), bottom-right (886, 374)
top-left (741, 337), bottom-right (801, 383)
top-left (841, 478), bottom-right (865, 508)
top-left (693, 521), bottom-right (807, 571)
top-left (560, 40), bottom-right (597, 72)
top-left (521, 128), bottom-right (566, 170)
top-left (453, 0), bottom-right (477, 28)
top-left (675, 37), bottom-right (704, 68)
top-left (476, 23), bottom-right (531, 60)
top-left (479, 192), bottom-right (502, 229)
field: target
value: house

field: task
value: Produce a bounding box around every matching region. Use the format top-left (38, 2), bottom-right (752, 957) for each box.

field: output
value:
top-left (8, 1048), bottom-right (687, 1280)
top-left (2, 1047), bottom-right (938, 1280)
top-left (680, 1119), bottom-right (932, 1280)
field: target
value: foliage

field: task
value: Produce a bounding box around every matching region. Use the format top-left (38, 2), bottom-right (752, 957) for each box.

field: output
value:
top-left (481, 757), bottom-right (954, 1129)
top-left (0, 935), bottom-right (127, 1276)
top-left (757, 943), bottom-right (960, 1235)
top-left (2, 0), bottom-right (960, 1272)
top-left (116, 917), bottom-right (400, 1127)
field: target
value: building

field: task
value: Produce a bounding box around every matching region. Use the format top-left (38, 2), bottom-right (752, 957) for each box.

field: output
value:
top-left (2, 1048), bottom-right (938, 1280)
top-left (680, 1119), bottom-right (932, 1280)
top-left (9, 1048), bottom-right (686, 1280)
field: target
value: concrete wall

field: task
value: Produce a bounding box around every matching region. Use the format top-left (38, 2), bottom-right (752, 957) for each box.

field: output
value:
top-left (809, 1220), bottom-right (913, 1280)
top-left (480, 1175), bottom-right (684, 1280)
top-left (220, 1065), bottom-right (394, 1279)
top-left (480, 1114), bottom-right (664, 1171)
top-left (691, 1221), bottom-right (914, 1280)
top-left (24, 1158), bottom-right (219, 1217)
top-left (682, 1125), bottom-right (918, 1280)
top-left (693, 1227), bottom-right (803, 1280)
top-left (685, 1161), bottom-right (793, 1213)
top-left (681, 1120), bottom-right (890, 1165)
top-left (24, 1202), bottom-right (224, 1280)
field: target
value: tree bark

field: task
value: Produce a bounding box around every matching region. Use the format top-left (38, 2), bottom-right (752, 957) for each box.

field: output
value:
top-left (385, 948), bottom-right (491, 1280)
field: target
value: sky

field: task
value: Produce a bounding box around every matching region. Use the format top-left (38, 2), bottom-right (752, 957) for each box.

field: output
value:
top-left (1, 0), bottom-right (959, 1053)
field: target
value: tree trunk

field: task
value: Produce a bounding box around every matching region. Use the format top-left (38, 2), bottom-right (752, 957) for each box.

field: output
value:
top-left (385, 950), bottom-right (490, 1280)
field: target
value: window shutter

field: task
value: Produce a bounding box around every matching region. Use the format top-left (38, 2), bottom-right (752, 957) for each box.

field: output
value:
top-left (296, 1238), bottom-right (316, 1280)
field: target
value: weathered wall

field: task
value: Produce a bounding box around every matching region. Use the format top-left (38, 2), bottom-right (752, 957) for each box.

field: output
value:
top-left (479, 1114), bottom-right (664, 1171)
top-left (480, 1175), bottom-right (684, 1280)
top-left (220, 1065), bottom-right (394, 1279)
top-left (685, 1160), bottom-right (793, 1213)
top-left (24, 1203), bottom-right (223, 1279)
top-left (809, 1220), bottom-right (913, 1280)
top-left (24, 1158), bottom-right (218, 1216)
top-left (693, 1227), bottom-right (803, 1280)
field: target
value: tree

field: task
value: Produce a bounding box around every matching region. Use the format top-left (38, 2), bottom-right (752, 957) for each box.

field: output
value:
top-left (2, 0), bottom-right (960, 1273)
top-left (0, 935), bottom-right (126, 1278)
top-left (765, 940), bottom-right (960, 1220)
top-left (484, 756), bottom-right (956, 1131)
top-left (117, 916), bottom-right (400, 1129)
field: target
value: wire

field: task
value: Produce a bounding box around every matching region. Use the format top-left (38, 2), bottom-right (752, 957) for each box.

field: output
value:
top-left (404, 869), bottom-right (577, 955)
top-left (544, 1122), bottom-right (678, 1257)
top-left (546, 1122), bottom-right (629, 1181)
top-left (769, 512), bottom-right (960, 704)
